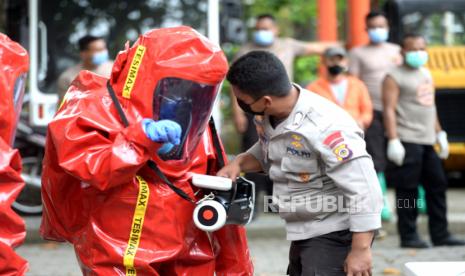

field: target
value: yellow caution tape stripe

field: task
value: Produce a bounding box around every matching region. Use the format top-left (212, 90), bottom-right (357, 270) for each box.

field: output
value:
top-left (123, 175), bottom-right (150, 275)
top-left (122, 45), bottom-right (146, 99)
top-left (58, 93), bottom-right (67, 110)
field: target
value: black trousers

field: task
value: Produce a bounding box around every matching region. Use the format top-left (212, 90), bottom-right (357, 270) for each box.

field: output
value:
top-left (288, 230), bottom-right (352, 276)
top-left (385, 142), bottom-right (449, 242)
top-left (365, 110), bottom-right (387, 172)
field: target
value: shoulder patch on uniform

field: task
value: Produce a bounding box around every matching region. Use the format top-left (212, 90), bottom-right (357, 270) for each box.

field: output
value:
top-left (323, 131), bottom-right (353, 162)
top-left (323, 131), bottom-right (344, 149)
top-left (333, 143), bottom-right (353, 161)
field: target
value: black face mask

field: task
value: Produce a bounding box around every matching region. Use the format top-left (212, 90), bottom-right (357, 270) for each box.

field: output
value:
top-left (327, 65), bottom-right (345, 76)
top-left (237, 98), bottom-right (265, 116)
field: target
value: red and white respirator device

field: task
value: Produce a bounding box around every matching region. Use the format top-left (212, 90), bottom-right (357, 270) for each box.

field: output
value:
top-left (191, 174), bottom-right (255, 232)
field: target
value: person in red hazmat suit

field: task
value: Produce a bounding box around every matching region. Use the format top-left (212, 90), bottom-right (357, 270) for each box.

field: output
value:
top-left (40, 26), bottom-right (253, 275)
top-left (0, 33), bottom-right (29, 276)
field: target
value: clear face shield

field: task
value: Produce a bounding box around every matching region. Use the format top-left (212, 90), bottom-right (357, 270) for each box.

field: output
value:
top-left (152, 77), bottom-right (220, 161)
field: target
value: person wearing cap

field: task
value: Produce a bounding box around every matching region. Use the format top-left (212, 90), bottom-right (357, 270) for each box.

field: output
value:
top-left (231, 13), bottom-right (337, 217)
top-left (219, 50), bottom-right (383, 276)
top-left (307, 47), bottom-right (373, 130)
top-left (233, 13), bottom-right (338, 143)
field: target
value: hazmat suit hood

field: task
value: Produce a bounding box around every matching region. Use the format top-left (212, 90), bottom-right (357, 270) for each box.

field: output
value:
top-left (0, 33), bottom-right (29, 145)
top-left (40, 27), bottom-right (253, 275)
top-left (108, 26), bottom-right (228, 164)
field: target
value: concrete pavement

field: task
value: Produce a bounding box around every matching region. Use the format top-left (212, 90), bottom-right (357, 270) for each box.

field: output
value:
top-left (17, 188), bottom-right (465, 275)
top-left (15, 233), bottom-right (465, 275)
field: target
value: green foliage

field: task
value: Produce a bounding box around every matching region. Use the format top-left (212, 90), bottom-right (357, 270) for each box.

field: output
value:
top-left (245, 0), bottom-right (349, 40)
top-left (219, 43), bottom-right (241, 153)
top-left (294, 55), bottom-right (320, 86)
top-left (218, 78), bottom-right (241, 154)
top-left (221, 0), bottom-right (353, 153)
top-left (245, 0), bottom-right (316, 39)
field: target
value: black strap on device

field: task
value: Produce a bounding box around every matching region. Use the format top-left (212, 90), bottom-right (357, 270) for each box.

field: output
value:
top-left (106, 81), bottom-right (195, 203)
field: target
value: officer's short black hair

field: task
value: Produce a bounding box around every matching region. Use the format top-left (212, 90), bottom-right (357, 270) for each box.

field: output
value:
top-left (365, 10), bottom-right (386, 22)
top-left (227, 51), bottom-right (292, 99)
top-left (256, 14), bottom-right (276, 23)
top-left (401, 33), bottom-right (425, 48)
top-left (78, 35), bottom-right (103, 52)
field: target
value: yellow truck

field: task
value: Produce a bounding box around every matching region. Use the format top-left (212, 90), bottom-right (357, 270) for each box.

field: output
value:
top-left (427, 46), bottom-right (465, 171)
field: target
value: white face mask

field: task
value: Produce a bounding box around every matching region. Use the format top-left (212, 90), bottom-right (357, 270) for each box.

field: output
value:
top-left (91, 50), bottom-right (109, 66)
top-left (368, 28), bottom-right (389, 44)
top-left (253, 30), bottom-right (274, 46)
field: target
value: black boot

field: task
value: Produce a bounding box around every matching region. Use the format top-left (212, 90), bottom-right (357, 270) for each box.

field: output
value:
top-left (401, 238), bottom-right (430, 248)
top-left (433, 235), bottom-right (465, 246)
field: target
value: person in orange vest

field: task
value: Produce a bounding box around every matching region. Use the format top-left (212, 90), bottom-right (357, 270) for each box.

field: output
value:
top-left (307, 47), bottom-right (373, 130)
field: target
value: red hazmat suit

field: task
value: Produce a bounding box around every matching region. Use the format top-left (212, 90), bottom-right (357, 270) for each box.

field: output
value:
top-left (41, 26), bottom-right (253, 275)
top-left (0, 33), bottom-right (29, 276)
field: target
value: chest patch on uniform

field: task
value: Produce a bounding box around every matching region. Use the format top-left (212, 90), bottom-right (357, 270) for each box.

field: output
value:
top-left (291, 134), bottom-right (303, 148)
top-left (287, 134), bottom-right (311, 158)
top-left (324, 131), bottom-right (353, 161)
top-left (286, 147), bottom-right (312, 158)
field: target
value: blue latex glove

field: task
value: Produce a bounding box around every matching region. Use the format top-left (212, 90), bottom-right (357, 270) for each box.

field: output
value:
top-left (157, 142), bottom-right (175, 154)
top-left (142, 119), bottom-right (182, 145)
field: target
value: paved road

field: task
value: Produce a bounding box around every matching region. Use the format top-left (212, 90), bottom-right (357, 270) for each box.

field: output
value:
top-left (16, 234), bottom-right (465, 276)
top-left (249, 234), bottom-right (465, 276)
top-left (16, 188), bottom-right (465, 275)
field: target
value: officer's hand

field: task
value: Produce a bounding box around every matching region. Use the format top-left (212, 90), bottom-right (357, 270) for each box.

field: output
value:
top-left (437, 130), bottom-right (449, 159)
top-left (387, 138), bottom-right (405, 166)
top-left (217, 161), bottom-right (241, 181)
top-left (344, 247), bottom-right (372, 276)
top-left (142, 119), bottom-right (182, 145)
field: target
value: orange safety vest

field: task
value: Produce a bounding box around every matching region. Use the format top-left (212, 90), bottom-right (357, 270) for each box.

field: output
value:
top-left (307, 75), bottom-right (373, 129)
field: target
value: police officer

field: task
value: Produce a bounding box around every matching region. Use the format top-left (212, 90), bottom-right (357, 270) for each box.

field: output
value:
top-left (219, 51), bottom-right (383, 276)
